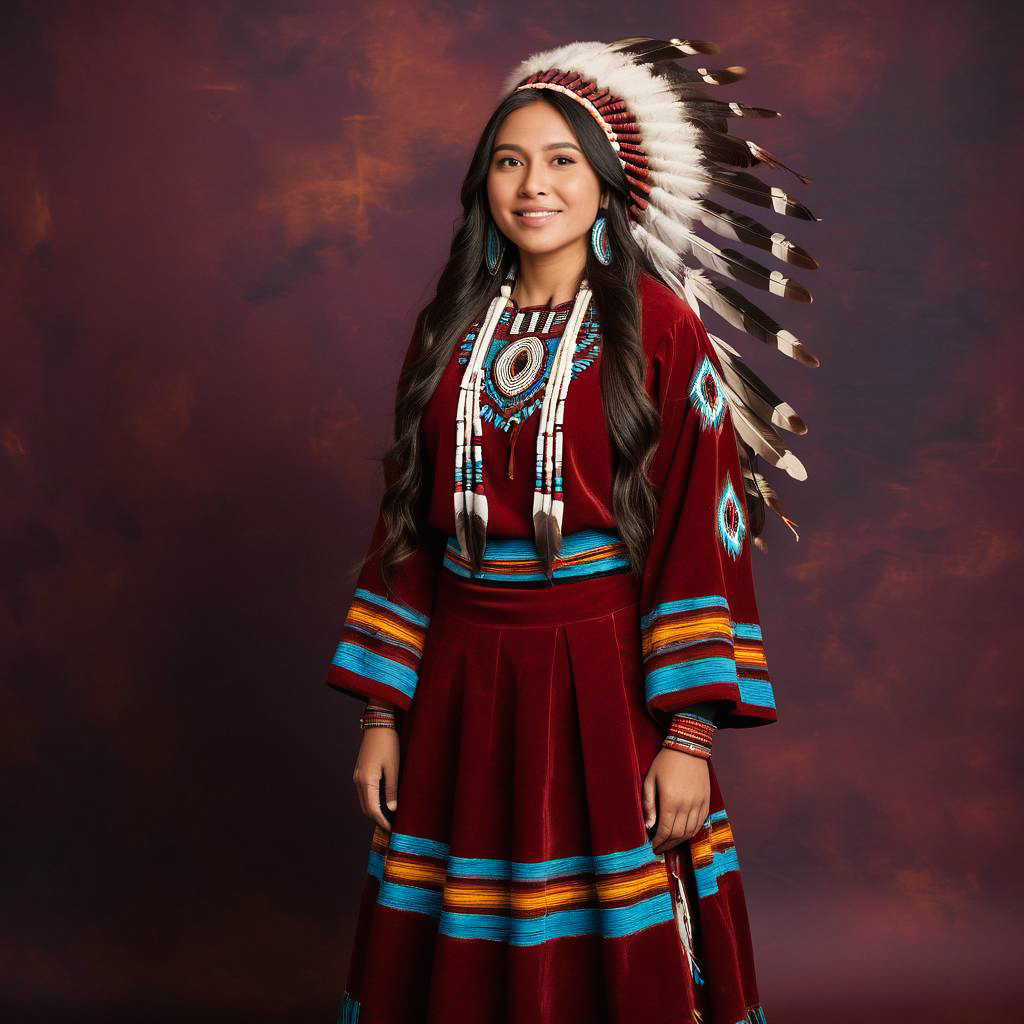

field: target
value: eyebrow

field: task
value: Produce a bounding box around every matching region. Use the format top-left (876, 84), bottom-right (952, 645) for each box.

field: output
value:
top-left (492, 142), bottom-right (583, 154)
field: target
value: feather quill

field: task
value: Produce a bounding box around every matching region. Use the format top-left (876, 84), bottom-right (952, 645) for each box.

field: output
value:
top-left (696, 199), bottom-right (818, 270)
top-left (711, 169), bottom-right (820, 222)
top-left (650, 61), bottom-right (748, 89)
top-left (684, 98), bottom-right (779, 121)
top-left (690, 118), bottom-right (813, 185)
top-left (642, 194), bottom-right (811, 302)
top-left (684, 230), bottom-right (812, 303)
top-left (727, 388), bottom-right (807, 480)
top-left (687, 269), bottom-right (820, 367)
top-left (711, 336), bottom-right (807, 434)
top-left (608, 37), bottom-right (720, 61)
top-left (753, 468), bottom-right (800, 540)
top-left (738, 446), bottom-right (767, 544)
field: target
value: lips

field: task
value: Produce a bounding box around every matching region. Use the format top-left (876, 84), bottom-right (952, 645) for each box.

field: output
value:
top-left (514, 210), bottom-right (561, 222)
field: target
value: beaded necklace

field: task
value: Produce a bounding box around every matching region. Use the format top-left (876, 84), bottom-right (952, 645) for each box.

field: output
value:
top-left (454, 263), bottom-right (593, 579)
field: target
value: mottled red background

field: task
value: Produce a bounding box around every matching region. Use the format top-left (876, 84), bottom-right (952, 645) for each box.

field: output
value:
top-left (2, 1), bottom-right (1021, 1021)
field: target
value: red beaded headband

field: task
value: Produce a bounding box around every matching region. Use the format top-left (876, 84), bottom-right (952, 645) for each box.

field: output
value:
top-left (513, 71), bottom-right (650, 224)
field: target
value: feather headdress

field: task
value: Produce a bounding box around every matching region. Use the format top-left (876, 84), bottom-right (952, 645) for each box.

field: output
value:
top-left (500, 36), bottom-right (820, 546)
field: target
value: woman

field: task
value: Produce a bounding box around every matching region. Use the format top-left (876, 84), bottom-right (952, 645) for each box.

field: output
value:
top-left (327, 37), bottom-right (817, 1024)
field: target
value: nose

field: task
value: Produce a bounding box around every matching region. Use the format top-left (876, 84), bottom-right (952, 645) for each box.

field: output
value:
top-left (518, 158), bottom-right (551, 198)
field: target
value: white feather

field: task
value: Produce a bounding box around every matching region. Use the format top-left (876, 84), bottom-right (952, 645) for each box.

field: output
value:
top-left (500, 41), bottom-right (710, 222)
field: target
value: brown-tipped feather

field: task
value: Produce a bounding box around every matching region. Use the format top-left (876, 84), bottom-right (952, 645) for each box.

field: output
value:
top-left (650, 95), bottom-right (780, 134)
top-left (745, 140), bottom-right (813, 186)
top-left (690, 121), bottom-right (764, 171)
top-left (698, 65), bottom-right (746, 85)
top-left (609, 37), bottom-right (720, 61)
top-left (690, 119), bottom-right (813, 186)
top-left (710, 169), bottom-right (820, 221)
top-left (687, 98), bottom-right (780, 120)
top-left (533, 510), bottom-right (562, 582)
top-left (686, 233), bottom-right (813, 303)
top-left (753, 470), bottom-right (800, 541)
top-left (697, 200), bottom-right (819, 271)
top-left (468, 512), bottom-right (487, 575)
top-left (650, 61), bottom-right (747, 92)
top-left (454, 509), bottom-right (468, 560)
top-left (738, 447), bottom-right (766, 543)
top-left (714, 343), bottom-right (808, 435)
top-left (690, 271), bottom-right (821, 367)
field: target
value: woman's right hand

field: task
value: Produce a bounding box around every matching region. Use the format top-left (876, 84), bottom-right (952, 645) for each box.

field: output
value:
top-left (353, 727), bottom-right (400, 831)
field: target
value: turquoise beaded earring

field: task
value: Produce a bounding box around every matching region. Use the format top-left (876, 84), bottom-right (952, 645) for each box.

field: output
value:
top-left (590, 212), bottom-right (612, 266)
top-left (485, 220), bottom-right (506, 275)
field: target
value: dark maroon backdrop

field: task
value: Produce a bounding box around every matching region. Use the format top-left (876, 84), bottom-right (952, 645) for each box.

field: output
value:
top-left (2, 1), bottom-right (1022, 1021)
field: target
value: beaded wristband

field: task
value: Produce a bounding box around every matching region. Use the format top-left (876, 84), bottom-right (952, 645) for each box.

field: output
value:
top-left (360, 702), bottom-right (398, 731)
top-left (662, 712), bottom-right (715, 759)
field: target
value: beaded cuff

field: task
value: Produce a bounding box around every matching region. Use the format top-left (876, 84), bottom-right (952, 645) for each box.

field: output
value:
top-left (662, 711), bottom-right (716, 759)
top-left (360, 700), bottom-right (399, 731)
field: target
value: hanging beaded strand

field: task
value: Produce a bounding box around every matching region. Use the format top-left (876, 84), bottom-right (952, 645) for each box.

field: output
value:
top-left (454, 263), bottom-right (593, 579)
top-left (532, 280), bottom-right (593, 578)
top-left (454, 268), bottom-right (516, 568)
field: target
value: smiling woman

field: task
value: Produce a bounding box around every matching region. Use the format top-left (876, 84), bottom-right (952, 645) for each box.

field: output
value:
top-left (488, 110), bottom-right (604, 289)
top-left (325, 33), bottom-right (819, 1024)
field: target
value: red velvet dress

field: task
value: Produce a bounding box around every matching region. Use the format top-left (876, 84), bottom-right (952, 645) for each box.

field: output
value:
top-left (326, 271), bottom-right (777, 1024)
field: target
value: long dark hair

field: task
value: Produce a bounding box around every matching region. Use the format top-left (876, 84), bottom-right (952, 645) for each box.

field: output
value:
top-left (368, 88), bottom-right (669, 593)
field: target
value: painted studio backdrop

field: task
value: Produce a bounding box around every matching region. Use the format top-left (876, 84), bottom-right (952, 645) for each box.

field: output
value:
top-left (2, 2), bottom-right (1021, 1021)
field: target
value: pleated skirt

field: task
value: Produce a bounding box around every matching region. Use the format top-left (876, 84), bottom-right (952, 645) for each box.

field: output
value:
top-left (339, 566), bottom-right (766, 1024)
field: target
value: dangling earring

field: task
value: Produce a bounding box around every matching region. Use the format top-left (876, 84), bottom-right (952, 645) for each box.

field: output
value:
top-left (485, 220), bottom-right (505, 275)
top-left (591, 212), bottom-right (612, 266)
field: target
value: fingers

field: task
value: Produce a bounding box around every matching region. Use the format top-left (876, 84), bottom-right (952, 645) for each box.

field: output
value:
top-left (352, 769), bottom-right (392, 832)
top-left (651, 809), bottom-right (678, 855)
top-left (383, 759), bottom-right (399, 815)
top-left (641, 771), bottom-right (657, 830)
top-left (362, 781), bottom-right (391, 831)
top-left (353, 730), bottom-right (401, 831)
top-left (679, 798), bottom-right (710, 844)
top-left (650, 797), bottom-right (711, 854)
top-left (680, 804), bottom-right (702, 844)
top-left (694, 799), bottom-right (710, 839)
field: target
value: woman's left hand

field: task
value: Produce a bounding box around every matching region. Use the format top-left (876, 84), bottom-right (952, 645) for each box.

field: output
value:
top-left (642, 748), bottom-right (710, 855)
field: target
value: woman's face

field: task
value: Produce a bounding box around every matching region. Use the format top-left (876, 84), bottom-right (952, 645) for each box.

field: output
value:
top-left (487, 101), bottom-right (605, 262)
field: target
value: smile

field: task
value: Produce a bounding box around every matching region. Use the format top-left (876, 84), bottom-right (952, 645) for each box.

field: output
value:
top-left (514, 211), bottom-right (561, 224)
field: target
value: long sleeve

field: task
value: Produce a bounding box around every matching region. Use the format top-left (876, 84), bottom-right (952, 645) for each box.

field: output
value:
top-left (672, 700), bottom-right (724, 726)
top-left (325, 310), bottom-right (446, 714)
top-left (639, 303), bottom-right (778, 731)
